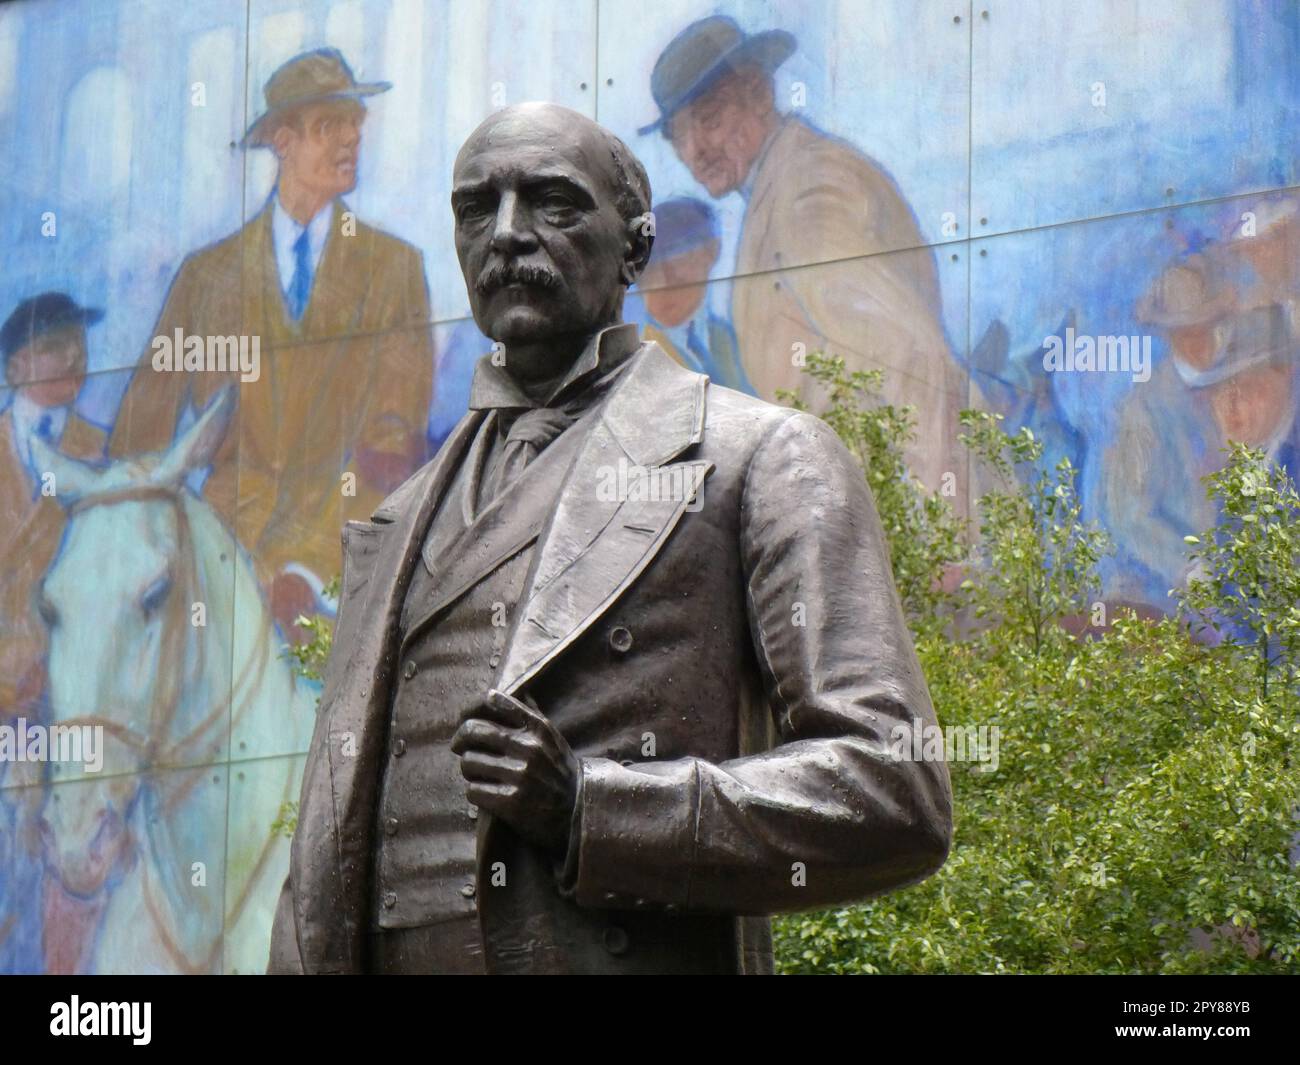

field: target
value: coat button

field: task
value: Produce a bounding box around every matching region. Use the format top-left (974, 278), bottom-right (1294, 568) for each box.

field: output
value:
top-left (384, 817), bottom-right (398, 837)
top-left (603, 926), bottom-right (630, 956)
top-left (403, 661), bottom-right (417, 680)
top-left (382, 891), bottom-right (397, 909)
top-left (489, 652), bottom-right (501, 668)
top-left (467, 804), bottom-right (478, 820)
top-left (608, 626), bottom-right (633, 654)
top-left (393, 738), bottom-right (406, 757)
top-left (461, 882), bottom-right (477, 899)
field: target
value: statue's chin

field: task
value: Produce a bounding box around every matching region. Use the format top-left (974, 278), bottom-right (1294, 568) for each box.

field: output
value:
top-left (484, 306), bottom-right (572, 346)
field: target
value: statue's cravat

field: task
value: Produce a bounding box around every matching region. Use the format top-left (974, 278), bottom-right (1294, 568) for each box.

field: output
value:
top-left (464, 322), bottom-right (643, 512)
top-left (481, 406), bottom-right (578, 506)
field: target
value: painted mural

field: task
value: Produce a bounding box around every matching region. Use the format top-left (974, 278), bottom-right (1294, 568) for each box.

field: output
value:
top-left (0, 0), bottom-right (1297, 973)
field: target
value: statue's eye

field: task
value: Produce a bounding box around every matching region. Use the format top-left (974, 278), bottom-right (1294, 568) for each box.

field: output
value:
top-left (541, 193), bottom-right (578, 217)
top-left (140, 575), bottom-right (173, 617)
top-left (456, 199), bottom-right (491, 224)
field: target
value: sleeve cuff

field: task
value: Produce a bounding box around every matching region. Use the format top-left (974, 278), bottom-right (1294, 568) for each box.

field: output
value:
top-left (554, 765), bottom-right (585, 898)
top-left (556, 756), bottom-right (699, 910)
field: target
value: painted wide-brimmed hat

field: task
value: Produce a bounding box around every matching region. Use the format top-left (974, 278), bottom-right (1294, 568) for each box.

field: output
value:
top-left (1230, 195), bottom-right (1299, 243)
top-left (1174, 301), bottom-right (1295, 389)
top-left (649, 196), bottom-right (721, 260)
top-left (1135, 255), bottom-right (1237, 329)
top-left (638, 16), bottom-right (796, 135)
top-left (243, 48), bottom-right (390, 147)
top-left (0, 292), bottom-right (103, 363)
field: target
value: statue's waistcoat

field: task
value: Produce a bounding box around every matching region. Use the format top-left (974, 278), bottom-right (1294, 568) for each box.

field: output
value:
top-left (369, 409), bottom-right (589, 934)
top-left (372, 544), bottom-right (536, 930)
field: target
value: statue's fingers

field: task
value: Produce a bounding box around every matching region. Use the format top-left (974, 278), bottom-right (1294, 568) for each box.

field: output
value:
top-left (459, 751), bottom-right (526, 784)
top-left (464, 780), bottom-right (515, 812)
top-left (485, 688), bottom-right (550, 730)
top-left (457, 702), bottom-right (517, 733)
top-left (450, 717), bottom-right (514, 755)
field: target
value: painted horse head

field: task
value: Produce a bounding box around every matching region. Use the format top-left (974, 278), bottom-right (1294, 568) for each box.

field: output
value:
top-left (30, 388), bottom-right (237, 897)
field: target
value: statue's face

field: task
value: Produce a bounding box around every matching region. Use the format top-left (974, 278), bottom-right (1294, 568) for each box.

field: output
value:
top-left (453, 106), bottom-right (636, 349)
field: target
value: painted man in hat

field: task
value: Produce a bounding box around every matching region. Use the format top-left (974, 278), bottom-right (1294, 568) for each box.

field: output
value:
top-left (268, 102), bottom-right (951, 975)
top-left (1227, 195), bottom-right (1300, 329)
top-left (0, 293), bottom-right (107, 718)
top-left (640, 16), bottom-right (967, 495)
top-left (108, 48), bottom-right (434, 638)
top-left (633, 195), bottom-right (750, 392)
top-left (1105, 257), bottom-right (1231, 604)
top-left (1197, 305), bottom-right (1299, 474)
top-left (0, 294), bottom-right (108, 974)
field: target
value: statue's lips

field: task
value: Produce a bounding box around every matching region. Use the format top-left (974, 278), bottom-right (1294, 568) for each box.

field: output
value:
top-left (484, 280), bottom-right (556, 298)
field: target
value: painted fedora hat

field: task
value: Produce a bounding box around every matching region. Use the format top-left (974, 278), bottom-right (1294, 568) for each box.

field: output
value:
top-left (638, 16), bottom-right (796, 136)
top-left (243, 47), bottom-right (390, 147)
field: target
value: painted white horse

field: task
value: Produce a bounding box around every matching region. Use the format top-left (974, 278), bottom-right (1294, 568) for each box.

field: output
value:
top-left (32, 388), bottom-right (317, 973)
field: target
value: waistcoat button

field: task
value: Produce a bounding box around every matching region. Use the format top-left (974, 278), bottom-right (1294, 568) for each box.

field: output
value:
top-left (403, 661), bottom-right (417, 680)
top-left (382, 891), bottom-right (397, 909)
top-left (384, 817), bottom-right (399, 837)
top-left (603, 926), bottom-right (630, 956)
top-left (393, 738), bottom-right (406, 757)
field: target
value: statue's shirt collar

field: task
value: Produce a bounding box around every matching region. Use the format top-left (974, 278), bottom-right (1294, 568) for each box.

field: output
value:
top-left (468, 322), bottom-right (642, 414)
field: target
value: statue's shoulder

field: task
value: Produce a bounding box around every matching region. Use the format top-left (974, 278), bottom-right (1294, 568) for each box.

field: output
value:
top-left (369, 412), bottom-right (480, 523)
top-left (696, 382), bottom-right (810, 470)
top-left (369, 456), bottom-right (438, 524)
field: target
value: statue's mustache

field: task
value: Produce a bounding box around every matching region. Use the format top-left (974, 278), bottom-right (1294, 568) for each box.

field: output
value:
top-left (476, 261), bottom-right (562, 296)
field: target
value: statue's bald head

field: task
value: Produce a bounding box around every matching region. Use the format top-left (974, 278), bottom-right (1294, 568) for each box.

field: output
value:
top-left (456, 103), bottom-right (651, 228)
top-left (451, 103), bottom-right (655, 353)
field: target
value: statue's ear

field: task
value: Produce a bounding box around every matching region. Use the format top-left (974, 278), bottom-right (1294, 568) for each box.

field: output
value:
top-left (622, 212), bottom-right (655, 286)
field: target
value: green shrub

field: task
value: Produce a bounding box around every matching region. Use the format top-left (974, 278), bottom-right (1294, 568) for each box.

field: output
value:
top-left (774, 357), bottom-right (1300, 974)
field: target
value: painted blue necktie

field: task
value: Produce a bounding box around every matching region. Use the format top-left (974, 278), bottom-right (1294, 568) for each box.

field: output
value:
top-left (26, 414), bottom-right (54, 501)
top-left (287, 227), bottom-right (312, 321)
top-left (685, 320), bottom-right (712, 375)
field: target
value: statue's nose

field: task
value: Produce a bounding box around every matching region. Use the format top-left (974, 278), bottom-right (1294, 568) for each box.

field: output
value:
top-left (489, 191), bottom-right (539, 256)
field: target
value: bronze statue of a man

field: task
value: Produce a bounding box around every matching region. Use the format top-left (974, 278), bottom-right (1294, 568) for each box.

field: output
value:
top-left (268, 102), bottom-right (952, 975)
